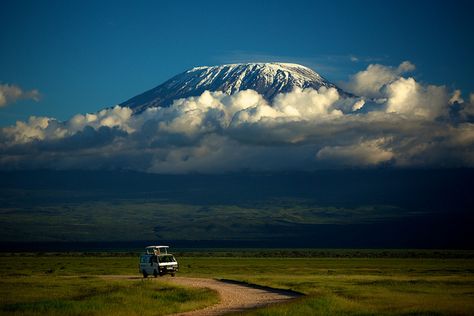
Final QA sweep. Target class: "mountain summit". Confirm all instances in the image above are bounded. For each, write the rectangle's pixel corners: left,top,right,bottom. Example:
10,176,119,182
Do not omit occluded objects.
121,63,341,113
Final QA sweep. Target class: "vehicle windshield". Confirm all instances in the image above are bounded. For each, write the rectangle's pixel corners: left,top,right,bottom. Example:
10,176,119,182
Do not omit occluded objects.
159,255,175,263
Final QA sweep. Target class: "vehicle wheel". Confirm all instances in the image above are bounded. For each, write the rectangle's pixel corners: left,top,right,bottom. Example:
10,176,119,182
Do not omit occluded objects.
171,273,176,277
153,270,158,278
142,271,148,278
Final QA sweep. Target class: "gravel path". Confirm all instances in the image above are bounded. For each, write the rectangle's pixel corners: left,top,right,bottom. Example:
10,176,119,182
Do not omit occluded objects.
102,275,301,316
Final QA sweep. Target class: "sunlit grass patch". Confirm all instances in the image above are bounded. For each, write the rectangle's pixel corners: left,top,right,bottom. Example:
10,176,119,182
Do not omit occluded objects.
0,276,218,316
234,273,474,315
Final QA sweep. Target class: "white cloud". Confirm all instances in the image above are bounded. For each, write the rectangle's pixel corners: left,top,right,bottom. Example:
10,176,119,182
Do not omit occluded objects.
385,77,449,119
1,62,474,172
0,84,40,107
230,87,344,126
352,99,365,111
3,116,56,143
273,87,343,118
68,106,133,133
3,106,133,144
341,61,415,99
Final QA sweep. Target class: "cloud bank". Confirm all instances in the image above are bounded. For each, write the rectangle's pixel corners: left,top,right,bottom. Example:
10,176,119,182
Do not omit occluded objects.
0,84,40,107
1,62,474,173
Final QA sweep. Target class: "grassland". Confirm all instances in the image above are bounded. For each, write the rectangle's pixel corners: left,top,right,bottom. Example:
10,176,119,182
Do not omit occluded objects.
0,276,217,316
0,255,218,315
183,257,474,315
0,253,473,315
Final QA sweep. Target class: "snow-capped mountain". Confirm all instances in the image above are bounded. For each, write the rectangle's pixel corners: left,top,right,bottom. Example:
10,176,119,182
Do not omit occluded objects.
121,63,344,113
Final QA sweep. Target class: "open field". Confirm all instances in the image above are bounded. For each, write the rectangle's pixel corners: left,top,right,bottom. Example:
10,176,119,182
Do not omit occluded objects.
1,253,473,315
0,276,217,316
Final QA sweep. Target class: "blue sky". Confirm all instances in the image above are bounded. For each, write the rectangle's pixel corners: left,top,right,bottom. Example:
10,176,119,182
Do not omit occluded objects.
1,0,473,126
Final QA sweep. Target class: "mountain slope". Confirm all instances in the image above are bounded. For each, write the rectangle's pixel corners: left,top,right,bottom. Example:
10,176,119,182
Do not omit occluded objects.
120,63,343,113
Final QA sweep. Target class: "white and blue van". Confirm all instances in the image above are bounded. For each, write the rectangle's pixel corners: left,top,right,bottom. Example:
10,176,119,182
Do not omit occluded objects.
139,245,179,278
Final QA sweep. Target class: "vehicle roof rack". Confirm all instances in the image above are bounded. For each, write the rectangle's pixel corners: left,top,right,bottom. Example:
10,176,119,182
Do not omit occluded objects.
145,245,170,255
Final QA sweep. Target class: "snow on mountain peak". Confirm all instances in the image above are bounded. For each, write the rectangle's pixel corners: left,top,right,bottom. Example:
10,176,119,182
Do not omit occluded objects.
120,62,342,113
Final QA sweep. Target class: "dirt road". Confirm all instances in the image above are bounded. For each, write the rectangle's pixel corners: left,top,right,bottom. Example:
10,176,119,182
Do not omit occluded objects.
103,276,301,316
168,277,301,316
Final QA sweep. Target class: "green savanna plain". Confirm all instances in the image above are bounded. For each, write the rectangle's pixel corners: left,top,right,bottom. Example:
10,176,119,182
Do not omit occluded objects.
0,252,473,315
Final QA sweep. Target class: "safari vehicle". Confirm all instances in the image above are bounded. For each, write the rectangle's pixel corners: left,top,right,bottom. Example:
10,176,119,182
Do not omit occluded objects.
139,245,179,278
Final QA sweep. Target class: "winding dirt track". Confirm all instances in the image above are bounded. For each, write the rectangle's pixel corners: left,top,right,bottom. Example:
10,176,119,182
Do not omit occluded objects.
103,276,302,316
168,277,301,316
